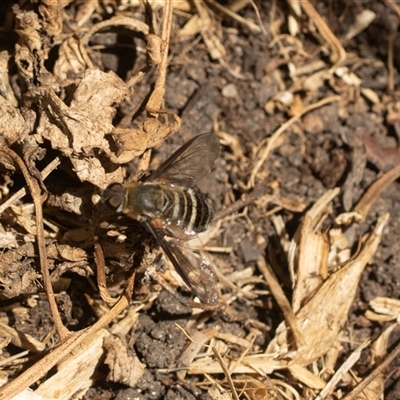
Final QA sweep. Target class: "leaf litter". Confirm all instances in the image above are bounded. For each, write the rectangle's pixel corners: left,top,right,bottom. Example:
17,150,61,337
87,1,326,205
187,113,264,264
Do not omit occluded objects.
0,1,399,399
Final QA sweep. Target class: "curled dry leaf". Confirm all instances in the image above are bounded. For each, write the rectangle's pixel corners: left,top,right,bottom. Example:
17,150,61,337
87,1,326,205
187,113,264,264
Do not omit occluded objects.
103,335,145,387
53,36,87,82
32,69,128,187
0,242,41,299
13,7,57,87
0,51,18,107
110,112,181,164
0,95,31,146
34,69,126,155
266,212,389,368
366,297,400,322
46,183,94,215
289,188,340,312
189,198,389,379
49,244,87,263
37,0,63,37
0,229,18,249
25,65,180,188
0,243,90,299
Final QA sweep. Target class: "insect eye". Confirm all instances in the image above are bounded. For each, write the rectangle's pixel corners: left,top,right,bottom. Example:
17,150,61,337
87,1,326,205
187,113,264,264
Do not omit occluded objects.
101,183,126,213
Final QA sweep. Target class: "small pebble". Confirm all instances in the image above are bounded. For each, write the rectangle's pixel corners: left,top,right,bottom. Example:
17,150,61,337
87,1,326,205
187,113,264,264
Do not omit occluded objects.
222,83,238,98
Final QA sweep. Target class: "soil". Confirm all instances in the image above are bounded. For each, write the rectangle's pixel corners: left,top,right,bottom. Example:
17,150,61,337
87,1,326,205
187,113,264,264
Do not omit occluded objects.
0,1,400,399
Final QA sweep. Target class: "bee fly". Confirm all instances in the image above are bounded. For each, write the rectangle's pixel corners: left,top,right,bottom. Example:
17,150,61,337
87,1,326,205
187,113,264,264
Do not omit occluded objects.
101,133,220,305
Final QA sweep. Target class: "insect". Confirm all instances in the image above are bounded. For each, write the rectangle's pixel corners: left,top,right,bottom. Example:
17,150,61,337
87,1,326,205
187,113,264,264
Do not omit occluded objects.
101,133,220,305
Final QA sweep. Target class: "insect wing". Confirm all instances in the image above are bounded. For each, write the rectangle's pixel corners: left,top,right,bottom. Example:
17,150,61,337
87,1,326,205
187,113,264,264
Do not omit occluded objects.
162,238,219,305
144,221,219,305
147,133,219,187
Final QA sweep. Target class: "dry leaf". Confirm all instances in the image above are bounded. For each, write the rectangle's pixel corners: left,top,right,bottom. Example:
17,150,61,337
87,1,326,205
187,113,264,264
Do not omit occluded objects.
366,297,400,322
0,95,31,146
103,335,145,387
266,213,389,368
35,307,142,398
32,69,128,187
290,188,339,312
54,36,87,82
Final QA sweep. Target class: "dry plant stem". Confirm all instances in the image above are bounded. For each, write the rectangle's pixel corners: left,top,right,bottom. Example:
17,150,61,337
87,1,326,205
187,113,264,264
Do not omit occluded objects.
212,347,240,400
0,148,69,340
127,70,146,91
0,272,136,400
314,339,371,400
354,162,400,220
298,0,346,69
257,256,304,348
81,16,149,47
249,0,268,35
206,0,262,34
193,0,226,63
80,16,149,70
94,241,118,305
340,340,400,400
0,323,46,353
0,156,60,215
229,0,252,12
229,334,257,376
0,350,30,368
146,0,173,112
214,189,272,221
384,0,400,19
248,95,341,188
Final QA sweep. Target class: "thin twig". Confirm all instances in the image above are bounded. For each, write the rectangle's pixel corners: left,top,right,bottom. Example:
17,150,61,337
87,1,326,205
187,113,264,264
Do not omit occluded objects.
354,162,400,220
248,95,341,188
0,149,68,340
257,256,304,349
206,0,262,34
94,240,118,306
212,347,240,400
0,271,136,400
340,339,400,400
146,0,173,112
0,156,60,215
214,189,272,221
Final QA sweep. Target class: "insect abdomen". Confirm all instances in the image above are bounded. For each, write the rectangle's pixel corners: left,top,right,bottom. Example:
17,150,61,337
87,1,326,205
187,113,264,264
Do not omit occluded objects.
169,188,213,233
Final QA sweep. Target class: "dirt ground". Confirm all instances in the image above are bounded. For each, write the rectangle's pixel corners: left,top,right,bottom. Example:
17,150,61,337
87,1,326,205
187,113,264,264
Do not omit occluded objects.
0,1,400,399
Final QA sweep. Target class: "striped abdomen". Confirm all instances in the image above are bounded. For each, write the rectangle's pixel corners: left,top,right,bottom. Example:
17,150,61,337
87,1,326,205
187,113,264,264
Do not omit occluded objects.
163,187,213,233
125,182,213,234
